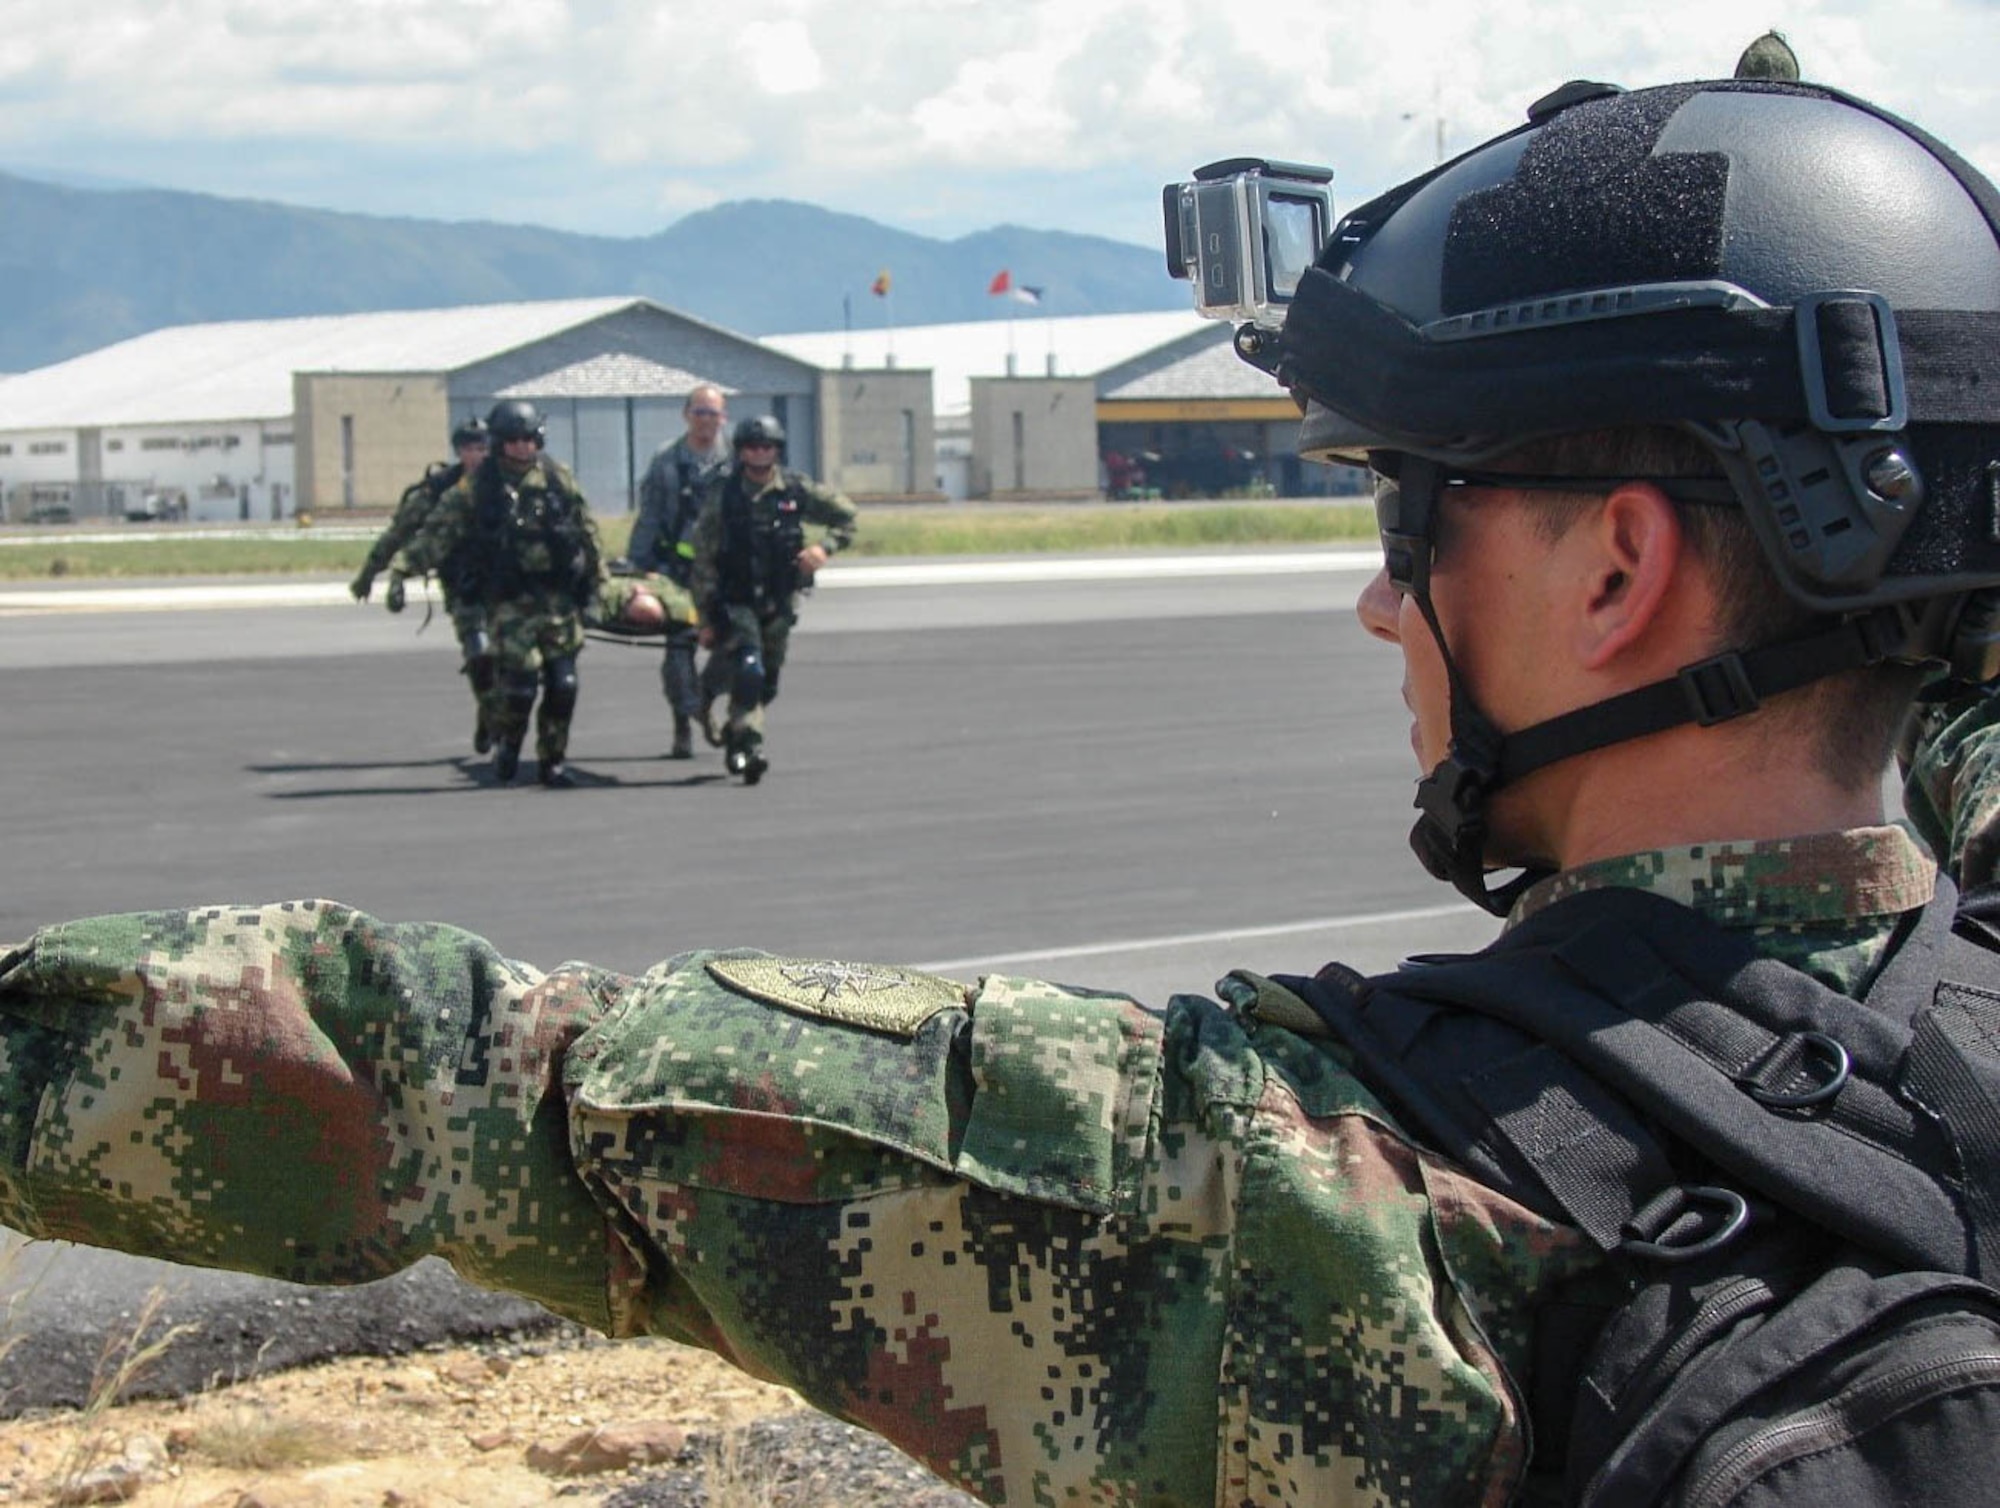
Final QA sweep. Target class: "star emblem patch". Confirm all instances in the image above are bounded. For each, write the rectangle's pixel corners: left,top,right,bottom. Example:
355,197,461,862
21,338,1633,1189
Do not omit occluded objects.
706,956,968,1036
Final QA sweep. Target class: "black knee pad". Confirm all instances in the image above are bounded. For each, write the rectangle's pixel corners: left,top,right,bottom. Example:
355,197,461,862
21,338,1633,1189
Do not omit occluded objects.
543,655,580,722
730,643,766,708
503,669,539,719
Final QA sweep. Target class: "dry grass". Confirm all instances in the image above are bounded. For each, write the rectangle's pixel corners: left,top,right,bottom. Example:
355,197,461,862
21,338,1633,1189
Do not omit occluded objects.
46,1288,194,1500
705,1425,781,1508
181,1406,356,1472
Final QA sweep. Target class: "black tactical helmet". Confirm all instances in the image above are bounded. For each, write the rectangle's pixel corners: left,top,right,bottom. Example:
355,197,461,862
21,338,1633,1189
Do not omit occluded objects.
1266,78,2000,910
1286,79,2000,623
486,400,545,447
733,415,786,452
450,417,490,451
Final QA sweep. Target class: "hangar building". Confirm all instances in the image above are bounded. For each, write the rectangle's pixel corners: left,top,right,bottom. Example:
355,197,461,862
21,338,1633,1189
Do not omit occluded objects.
0,298,868,523
766,310,1340,500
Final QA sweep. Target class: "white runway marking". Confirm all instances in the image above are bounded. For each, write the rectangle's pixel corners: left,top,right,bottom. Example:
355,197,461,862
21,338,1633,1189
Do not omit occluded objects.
912,900,1481,973
0,550,1384,614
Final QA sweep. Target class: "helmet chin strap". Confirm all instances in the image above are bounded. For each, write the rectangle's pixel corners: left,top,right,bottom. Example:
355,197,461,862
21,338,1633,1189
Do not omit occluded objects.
1401,582,1925,917
1402,588,1552,916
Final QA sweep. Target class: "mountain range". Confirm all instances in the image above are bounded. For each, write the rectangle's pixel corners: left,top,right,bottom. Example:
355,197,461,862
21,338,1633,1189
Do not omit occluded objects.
0,170,1186,374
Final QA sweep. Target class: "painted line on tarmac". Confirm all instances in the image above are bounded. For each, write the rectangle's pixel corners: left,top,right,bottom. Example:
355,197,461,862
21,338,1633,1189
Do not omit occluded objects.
0,551,1383,615
912,900,1481,974
827,553,1379,587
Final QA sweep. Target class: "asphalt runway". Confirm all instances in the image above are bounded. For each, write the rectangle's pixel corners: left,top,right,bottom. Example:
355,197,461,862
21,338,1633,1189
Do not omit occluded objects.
0,552,1500,1409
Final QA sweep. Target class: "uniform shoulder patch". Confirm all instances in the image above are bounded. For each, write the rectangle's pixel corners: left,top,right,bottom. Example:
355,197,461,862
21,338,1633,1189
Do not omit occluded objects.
705,957,967,1036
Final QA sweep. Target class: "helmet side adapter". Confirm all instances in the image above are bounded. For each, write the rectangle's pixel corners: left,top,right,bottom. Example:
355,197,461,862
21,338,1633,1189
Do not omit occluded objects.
1265,80,2000,910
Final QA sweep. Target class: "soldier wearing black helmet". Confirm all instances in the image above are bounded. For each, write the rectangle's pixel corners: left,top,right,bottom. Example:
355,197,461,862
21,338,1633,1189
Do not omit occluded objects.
14,44,2000,1508
688,414,857,784
350,417,495,749
400,399,604,787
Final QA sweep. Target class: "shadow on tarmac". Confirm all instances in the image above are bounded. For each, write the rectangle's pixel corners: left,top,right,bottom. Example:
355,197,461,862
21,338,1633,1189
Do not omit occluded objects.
248,757,730,797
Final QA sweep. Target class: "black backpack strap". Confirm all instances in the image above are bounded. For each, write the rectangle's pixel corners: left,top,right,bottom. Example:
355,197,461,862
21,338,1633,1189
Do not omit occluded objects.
1910,895,2000,1279
1285,882,1998,1275
1277,959,1681,1254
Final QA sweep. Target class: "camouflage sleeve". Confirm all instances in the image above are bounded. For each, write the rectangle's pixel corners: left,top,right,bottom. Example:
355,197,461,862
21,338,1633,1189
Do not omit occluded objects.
0,901,626,1331
1902,684,2000,886
357,484,425,575
565,952,1594,1507
0,910,1590,1506
802,477,858,554
397,484,470,577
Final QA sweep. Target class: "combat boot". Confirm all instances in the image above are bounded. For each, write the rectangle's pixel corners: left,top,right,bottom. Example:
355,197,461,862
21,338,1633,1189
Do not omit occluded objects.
539,759,575,789
668,715,693,760
474,709,493,755
741,749,768,786
493,738,522,785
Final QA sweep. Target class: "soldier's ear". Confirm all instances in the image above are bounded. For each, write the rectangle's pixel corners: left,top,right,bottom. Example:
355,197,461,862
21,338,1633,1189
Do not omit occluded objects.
1575,482,1688,673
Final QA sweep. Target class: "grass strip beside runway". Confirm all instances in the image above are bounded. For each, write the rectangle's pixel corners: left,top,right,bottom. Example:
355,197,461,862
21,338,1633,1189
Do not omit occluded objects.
0,502,1377,581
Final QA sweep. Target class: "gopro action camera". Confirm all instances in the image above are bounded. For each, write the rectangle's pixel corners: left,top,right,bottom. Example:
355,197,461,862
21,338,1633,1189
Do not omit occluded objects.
1163,159,1334,329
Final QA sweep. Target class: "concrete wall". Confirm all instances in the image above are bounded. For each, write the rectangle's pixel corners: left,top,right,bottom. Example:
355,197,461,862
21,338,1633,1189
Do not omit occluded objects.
816,368,940,499
968,377,1100,500
294,372,451,515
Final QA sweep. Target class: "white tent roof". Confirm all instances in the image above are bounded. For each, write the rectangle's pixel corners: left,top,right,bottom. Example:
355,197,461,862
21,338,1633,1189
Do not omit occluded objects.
0,297,646,429
765,309,1211,419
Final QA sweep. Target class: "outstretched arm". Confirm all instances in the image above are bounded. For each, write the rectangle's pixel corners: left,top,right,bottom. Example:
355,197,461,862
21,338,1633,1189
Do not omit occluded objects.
0,901,626,1331
0,904,1572,1506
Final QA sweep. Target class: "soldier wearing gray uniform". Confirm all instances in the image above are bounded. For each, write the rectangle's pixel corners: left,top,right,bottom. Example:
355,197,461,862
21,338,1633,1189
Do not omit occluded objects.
7,58,2000,1508
630,385,730,758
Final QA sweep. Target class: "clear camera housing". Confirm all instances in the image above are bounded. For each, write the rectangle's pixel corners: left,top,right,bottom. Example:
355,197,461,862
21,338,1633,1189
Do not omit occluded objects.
1163,159,1334,328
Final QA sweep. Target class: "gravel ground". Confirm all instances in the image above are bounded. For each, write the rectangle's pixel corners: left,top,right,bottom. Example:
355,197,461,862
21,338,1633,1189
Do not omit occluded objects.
0,1259,984,1508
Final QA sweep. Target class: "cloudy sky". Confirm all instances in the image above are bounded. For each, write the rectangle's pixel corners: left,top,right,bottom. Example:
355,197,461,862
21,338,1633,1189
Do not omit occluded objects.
3,0,1996,250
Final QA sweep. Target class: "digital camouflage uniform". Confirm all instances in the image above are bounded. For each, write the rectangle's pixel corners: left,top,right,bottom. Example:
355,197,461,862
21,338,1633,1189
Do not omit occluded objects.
3,690,1993,1506
360,465,462,598
689,464,858,762
402,454,603,773
587,569,700,639
360,463,490,728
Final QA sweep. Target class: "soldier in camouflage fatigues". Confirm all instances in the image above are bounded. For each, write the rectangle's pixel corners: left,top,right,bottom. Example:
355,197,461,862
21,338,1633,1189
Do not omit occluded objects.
351,418,495,751
689,415,857,785
401,400,604,788
7,63,2000,1508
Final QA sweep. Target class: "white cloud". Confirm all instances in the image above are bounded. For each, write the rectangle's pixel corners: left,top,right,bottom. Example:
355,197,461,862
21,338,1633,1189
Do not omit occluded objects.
0,0,1993,243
